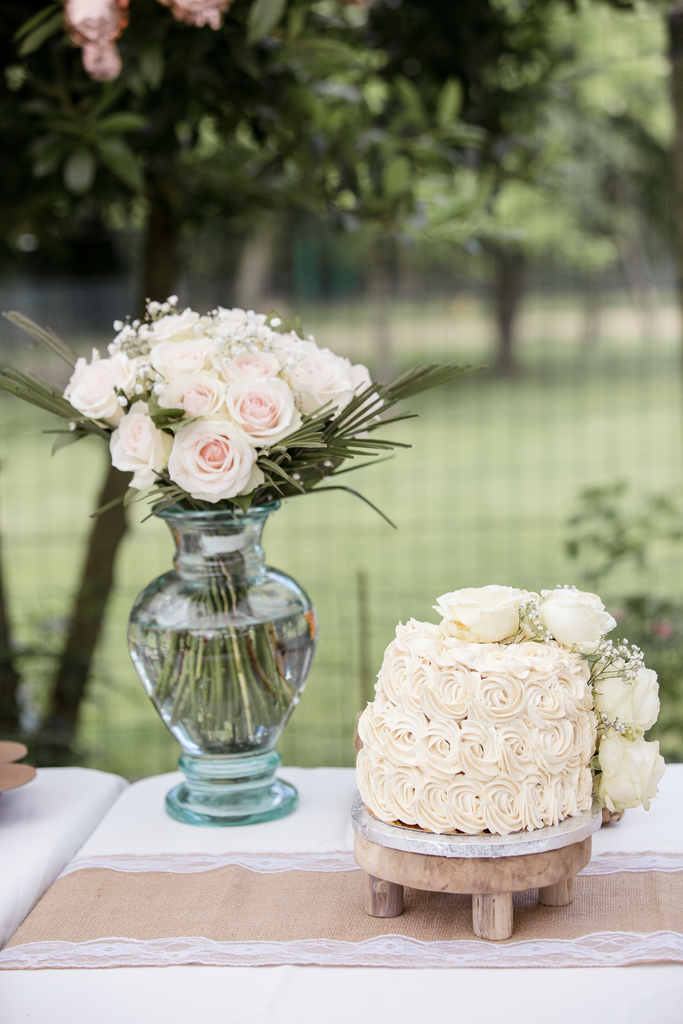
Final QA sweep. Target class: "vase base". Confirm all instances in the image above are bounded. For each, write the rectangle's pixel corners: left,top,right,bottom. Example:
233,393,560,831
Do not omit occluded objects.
165,778,298,826
164,750,298,827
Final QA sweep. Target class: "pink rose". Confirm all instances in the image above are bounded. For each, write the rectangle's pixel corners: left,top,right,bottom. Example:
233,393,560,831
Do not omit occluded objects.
158,373,227,416
64,351,134,425
219,350,281,382
168,419,263,502
109,401,172,488
150,338,212,381
226,378,301,445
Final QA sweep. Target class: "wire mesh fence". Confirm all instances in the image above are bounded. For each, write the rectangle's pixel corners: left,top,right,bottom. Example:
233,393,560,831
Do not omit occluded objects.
1,275,682,778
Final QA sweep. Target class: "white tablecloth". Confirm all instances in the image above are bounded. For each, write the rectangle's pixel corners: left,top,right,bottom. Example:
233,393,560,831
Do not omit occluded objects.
0,767,127,947
1,765,682,1024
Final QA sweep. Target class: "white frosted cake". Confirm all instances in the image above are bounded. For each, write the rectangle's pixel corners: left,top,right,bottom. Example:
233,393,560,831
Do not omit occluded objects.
356,608,597,836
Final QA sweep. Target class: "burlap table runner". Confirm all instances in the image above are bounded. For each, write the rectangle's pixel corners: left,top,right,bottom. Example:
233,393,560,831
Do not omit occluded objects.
1,853,682,969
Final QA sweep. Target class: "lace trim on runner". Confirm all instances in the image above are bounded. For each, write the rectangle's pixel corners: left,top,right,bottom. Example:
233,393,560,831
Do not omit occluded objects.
58,851,359,877
58,850,683,878
1,931,681,970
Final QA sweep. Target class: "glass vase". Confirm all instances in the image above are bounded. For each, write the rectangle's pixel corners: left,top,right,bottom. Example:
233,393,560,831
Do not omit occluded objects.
128,502,317,826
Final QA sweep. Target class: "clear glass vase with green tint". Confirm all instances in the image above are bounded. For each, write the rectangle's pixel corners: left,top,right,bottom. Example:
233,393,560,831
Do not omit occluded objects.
128,502,317,826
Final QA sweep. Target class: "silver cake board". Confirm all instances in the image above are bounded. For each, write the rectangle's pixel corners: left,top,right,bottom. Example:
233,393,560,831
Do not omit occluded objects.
351,798,602,941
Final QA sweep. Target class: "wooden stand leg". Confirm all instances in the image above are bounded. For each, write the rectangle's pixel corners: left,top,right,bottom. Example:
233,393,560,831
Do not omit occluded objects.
472,892,513,941
365,873,404,918
538,877,574,907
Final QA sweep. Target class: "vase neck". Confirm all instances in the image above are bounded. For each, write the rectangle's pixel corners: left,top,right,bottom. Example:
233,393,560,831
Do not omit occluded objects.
161,508,276,584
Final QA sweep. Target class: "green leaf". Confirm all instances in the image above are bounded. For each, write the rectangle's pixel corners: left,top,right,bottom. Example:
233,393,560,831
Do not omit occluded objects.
2,311,78,367
96,113,148,134
437,79,462,127
63,147,96,194
305,485,396,528
14,4,59,42
247,0,287,43
50,429,87,454
95,138,144,192
17,10,63,56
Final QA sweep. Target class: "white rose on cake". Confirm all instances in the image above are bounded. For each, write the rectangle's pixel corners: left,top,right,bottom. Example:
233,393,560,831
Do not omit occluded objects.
168,418,263,502
538,588,616,652
109,401,173,488
64,350,135,425
594,733,665,812
594,668,660,735
434,585,528,643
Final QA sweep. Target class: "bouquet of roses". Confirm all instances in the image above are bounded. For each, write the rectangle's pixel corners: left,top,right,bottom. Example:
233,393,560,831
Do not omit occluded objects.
1,299,472,521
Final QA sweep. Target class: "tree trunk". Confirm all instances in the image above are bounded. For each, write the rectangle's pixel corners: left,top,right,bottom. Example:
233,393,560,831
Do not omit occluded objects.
235,221,276,311
0,527,21,736
491,246,526,375
668,5,683,373
38,181,181,764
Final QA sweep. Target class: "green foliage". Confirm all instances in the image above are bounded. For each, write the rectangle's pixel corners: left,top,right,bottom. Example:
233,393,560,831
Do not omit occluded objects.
566,481,683,586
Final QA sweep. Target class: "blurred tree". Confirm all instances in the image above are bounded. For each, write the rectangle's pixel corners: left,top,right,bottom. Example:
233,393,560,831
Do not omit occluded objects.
367,0,672,372
0,0,485,760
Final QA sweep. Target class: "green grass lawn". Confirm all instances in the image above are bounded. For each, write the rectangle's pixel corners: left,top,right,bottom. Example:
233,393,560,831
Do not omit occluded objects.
1,300,682,777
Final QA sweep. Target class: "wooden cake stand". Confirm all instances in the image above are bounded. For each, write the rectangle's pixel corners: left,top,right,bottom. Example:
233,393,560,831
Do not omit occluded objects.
351,798,602,941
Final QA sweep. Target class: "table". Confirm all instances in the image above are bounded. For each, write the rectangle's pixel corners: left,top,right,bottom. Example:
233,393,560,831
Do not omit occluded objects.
1,765,682,1024
0,767,127,947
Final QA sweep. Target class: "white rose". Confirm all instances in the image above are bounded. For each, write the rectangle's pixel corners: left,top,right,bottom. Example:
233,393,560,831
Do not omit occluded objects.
64,351,135,425
226,377,301,445
282,341,355,414
158,373,227,417
433,585,528,643
594,668,660,734
538,588,616,651
524,678,566,727
594,733,666,812
219,350,281,382
109,401,173,488
168,419,263,502
150,338,212,381
146,308,202,343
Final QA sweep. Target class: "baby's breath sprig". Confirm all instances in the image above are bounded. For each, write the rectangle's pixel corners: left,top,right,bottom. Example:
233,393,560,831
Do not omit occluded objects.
588,637,644,688
510,596,553,644
596,711,637,742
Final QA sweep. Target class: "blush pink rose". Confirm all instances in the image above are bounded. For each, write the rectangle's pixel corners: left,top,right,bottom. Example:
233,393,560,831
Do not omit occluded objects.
168,419,263,501
158,373,227,416
64,350,134,425
109,401,172,488
226,378,301,445
219,350,281,382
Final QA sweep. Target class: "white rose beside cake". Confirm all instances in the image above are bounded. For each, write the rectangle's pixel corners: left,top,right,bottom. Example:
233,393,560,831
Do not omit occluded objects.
356,585,665,836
